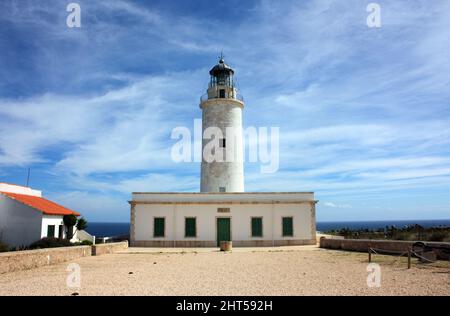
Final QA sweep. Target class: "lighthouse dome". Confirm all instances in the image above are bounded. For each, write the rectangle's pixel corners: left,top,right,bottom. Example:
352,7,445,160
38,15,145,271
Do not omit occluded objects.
209,58,234,76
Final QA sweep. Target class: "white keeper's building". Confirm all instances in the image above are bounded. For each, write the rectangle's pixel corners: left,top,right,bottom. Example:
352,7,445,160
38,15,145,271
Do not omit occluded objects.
129,58,317,247
0,182,82,248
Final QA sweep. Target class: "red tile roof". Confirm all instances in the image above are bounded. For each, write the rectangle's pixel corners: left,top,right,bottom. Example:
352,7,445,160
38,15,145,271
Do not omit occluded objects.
0,192,80,216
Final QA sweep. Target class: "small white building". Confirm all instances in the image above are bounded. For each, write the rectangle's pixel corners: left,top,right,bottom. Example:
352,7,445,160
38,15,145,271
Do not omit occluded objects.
129,58,317,247
0,183,81,249
130,192,316,247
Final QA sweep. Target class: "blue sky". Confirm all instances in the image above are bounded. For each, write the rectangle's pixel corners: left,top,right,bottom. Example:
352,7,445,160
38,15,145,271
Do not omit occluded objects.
1,0,449,222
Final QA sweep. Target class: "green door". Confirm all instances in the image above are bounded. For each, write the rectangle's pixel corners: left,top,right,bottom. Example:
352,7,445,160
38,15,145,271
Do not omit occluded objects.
217,218,231,246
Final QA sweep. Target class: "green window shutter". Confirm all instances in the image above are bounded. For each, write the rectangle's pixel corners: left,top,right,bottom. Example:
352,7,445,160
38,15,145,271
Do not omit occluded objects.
251,218,263,237
282,217,293,237
154,218,165,237
47,225,55,238
185,218,196,237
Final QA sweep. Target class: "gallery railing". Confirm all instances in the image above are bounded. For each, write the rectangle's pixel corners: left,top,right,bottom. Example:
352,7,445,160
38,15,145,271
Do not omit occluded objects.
200,93,244,103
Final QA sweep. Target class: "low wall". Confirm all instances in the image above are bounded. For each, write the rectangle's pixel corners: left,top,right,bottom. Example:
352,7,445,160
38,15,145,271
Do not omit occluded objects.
0,242,129,274
0,246,91,274
91,241,128,256
316,234,344,243
319,238,449,260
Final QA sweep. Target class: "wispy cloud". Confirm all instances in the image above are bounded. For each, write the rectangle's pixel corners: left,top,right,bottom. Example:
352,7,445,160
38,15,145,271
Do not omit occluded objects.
323,202,352,209
1,0,450,221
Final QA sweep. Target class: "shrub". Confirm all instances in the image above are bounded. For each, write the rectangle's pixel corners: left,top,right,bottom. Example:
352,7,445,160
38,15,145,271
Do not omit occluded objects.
29,237,73,249
73,240,93,246
392,232,409,241
428,231,448,242
325,225,450,242
0,241,9,252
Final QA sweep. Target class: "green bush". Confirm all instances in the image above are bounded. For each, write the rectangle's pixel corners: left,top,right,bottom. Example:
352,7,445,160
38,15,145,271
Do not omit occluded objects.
29,237,73,249
392,232,409,240
325,225,450,242
73,240,93,246
0,241,9,252
428,231,448,242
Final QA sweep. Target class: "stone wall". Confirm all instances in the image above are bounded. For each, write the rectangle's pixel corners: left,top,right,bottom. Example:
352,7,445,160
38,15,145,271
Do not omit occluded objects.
316,233,344,243
91,241,128,256
319,238,449,260
0,246,91,274
0,242,129,274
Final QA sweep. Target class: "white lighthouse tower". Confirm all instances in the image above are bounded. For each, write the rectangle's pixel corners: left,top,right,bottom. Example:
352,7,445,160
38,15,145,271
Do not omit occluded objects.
200,57,244,192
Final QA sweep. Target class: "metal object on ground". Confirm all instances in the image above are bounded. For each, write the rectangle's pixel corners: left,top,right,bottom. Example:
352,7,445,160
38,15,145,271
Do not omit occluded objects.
419,251,437,263
412,241,440,263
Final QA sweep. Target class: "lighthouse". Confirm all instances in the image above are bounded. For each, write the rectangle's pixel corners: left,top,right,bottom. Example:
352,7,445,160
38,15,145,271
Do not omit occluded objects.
129,56,317,248
200,57,245,193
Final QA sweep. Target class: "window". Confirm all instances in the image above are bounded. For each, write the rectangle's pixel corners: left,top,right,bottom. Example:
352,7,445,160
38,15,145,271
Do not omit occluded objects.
219,89,225,98
219,187,226,192
251,217,263,237
219,138,226,148
47,225,55,238
185,218,196,237
154,217,165,237
282,217,294,237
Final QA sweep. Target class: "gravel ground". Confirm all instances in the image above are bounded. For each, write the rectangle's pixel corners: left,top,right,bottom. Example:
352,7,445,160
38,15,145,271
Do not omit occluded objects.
0,247,448,296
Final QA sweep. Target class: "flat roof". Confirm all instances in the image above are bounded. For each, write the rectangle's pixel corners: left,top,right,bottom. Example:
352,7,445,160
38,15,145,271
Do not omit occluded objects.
0,182,42,197
132,192,314,194
131,192,316,204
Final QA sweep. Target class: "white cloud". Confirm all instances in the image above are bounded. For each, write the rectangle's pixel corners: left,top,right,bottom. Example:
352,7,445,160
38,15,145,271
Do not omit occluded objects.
323,202,352,209
0,71,204,174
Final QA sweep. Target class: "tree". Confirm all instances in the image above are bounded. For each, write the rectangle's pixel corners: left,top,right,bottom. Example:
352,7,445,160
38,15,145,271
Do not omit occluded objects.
63,214,78,240
63,215,88,240
76,217,88,231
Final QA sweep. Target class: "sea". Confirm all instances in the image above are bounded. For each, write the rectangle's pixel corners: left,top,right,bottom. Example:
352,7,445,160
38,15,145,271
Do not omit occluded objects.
85,219,450,237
